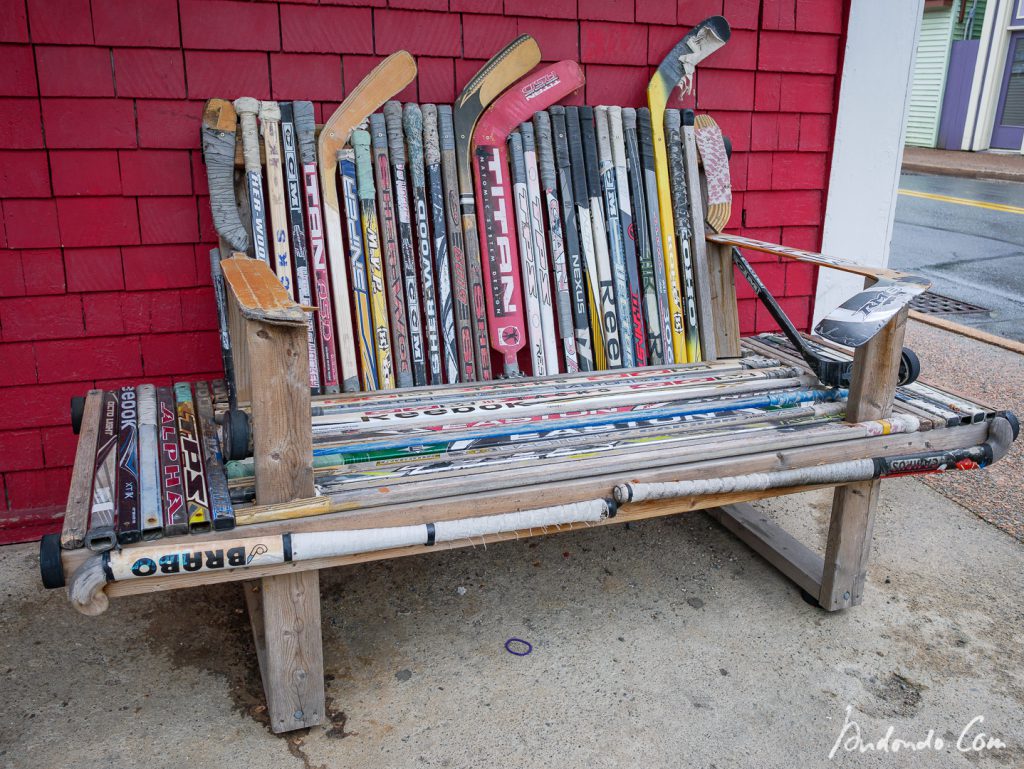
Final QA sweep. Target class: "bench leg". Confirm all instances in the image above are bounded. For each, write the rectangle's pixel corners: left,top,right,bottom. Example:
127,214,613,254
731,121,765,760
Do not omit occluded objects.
818,306,908,611
245,571,325,733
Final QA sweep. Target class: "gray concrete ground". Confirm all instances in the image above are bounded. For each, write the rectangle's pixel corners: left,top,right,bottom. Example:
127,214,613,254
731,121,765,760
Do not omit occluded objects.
2,477,1022,767
891,172,1024,342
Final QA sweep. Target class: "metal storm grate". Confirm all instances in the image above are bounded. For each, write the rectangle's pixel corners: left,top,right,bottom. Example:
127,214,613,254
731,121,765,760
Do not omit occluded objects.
910,291,989,316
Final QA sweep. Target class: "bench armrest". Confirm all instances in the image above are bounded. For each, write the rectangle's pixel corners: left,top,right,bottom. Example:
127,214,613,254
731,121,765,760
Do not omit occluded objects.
707,232,931,348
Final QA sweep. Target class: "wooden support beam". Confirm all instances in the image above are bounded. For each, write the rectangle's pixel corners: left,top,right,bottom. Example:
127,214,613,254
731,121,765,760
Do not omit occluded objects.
708,503,823,598
819,306,908,611
224,256,324,734
61,390,103,549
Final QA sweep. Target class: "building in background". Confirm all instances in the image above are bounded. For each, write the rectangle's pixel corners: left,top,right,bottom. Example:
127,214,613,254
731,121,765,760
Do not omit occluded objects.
906,0,988,149
962,0,1024,150
907,0,1024,151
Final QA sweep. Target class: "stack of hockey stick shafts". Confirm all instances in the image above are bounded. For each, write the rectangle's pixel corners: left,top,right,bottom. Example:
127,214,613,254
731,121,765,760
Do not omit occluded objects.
202,18,734,399
74,380,236,553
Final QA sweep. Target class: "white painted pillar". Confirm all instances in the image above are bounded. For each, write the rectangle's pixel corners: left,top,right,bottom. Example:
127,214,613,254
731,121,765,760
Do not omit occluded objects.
814,0,924,327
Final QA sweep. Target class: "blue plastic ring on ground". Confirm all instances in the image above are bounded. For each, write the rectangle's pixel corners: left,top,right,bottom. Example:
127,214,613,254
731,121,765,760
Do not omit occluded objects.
504,638,532,656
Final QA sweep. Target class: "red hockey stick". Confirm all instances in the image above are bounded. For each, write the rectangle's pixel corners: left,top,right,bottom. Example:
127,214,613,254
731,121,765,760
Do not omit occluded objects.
472,61,585,376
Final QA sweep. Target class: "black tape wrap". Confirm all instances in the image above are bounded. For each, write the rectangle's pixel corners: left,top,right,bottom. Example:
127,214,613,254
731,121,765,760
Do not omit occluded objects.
580,107,601,199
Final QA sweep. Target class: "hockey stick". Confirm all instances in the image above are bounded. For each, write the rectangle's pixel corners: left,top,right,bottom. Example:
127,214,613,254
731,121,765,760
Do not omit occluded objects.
293,101,341,394
208,249,238,406
454,35,542,380
665,109,700,360
550,107,594,371
156,386,187,537
115,386,141,545
196,381,235,531
637,108,674,362
232,98,271,266
258,101,293,293
648,16,731,362
521,121,561,373
137,384,162,540
566,107,605,369
201,99,249,253
279,102,322,394
582,107,621,368
384,101,428,386
622,108,662,365
437,105,476,382
338,144,378,390
84,391,119,552
695,116,921,386
609,107,647,367
472,61,586,376
684,111,717,358
351,129,396,390
404,103,444,384
223,402,845,476
66,500,612,615
175,382,211,534
615,414,1018,504
370,113,414,388
596,106,634,368
533,111,579,372
319,53,417,392
423,104,460,384
507,130,547,374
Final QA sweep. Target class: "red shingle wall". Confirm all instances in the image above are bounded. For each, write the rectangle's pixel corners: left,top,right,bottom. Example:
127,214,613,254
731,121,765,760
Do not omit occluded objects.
0,0,845,523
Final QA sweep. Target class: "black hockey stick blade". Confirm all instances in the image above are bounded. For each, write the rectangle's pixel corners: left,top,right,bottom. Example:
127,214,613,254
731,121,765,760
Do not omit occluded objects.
813,277,930,348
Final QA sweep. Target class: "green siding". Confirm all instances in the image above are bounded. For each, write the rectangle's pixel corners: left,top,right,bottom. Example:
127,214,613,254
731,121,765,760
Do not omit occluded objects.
954,0,987,40
907,5,956,147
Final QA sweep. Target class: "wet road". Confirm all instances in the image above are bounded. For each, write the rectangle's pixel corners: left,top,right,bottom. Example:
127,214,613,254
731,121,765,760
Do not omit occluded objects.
890,172,1024,342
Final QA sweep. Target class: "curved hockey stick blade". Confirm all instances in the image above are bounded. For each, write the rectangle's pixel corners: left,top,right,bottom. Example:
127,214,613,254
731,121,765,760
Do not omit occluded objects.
319,51,417,162
651,15,730,100
202,99,250,253
693,113,731,233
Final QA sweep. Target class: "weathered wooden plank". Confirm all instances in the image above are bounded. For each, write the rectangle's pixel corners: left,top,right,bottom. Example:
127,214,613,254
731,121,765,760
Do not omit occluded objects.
820,307,908,611
707,503,823,597
61,390,103,550
240,278,323,734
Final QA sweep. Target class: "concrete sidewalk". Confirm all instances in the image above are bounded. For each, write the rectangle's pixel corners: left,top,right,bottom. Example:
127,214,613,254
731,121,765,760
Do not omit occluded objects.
902,146,1024,182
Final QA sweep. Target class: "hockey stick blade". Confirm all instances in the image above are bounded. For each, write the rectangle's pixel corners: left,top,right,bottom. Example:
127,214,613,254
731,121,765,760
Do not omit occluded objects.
202,99,250,253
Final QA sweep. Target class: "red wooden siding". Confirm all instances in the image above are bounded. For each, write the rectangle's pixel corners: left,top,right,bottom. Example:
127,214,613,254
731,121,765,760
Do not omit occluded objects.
0,0,845,534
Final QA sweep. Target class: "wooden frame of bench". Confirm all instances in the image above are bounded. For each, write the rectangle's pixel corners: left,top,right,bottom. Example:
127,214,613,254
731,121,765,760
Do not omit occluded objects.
54,232,991,733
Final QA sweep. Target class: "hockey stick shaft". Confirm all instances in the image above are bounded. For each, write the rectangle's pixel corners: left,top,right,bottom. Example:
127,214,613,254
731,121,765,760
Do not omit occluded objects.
533,110,579,372
85,391,119,551
423,104,460,385
623,108,662,365
508,130,545,374
638,108,674,362
156,386,187,537
258,101,294,295
351,129,396,391
566,107,606,369
385,101,428,386
583,106,622,367
294,101,341,393
665,109,701,361
195,381,235,530
279,102,322,393
115,385,141,544
437,105,477,383
175,382,211,534
609,106,648,366
370,113,414,388
233,98,271,266
596,106,635,367
338,147,379,390
551,107,593,371
136,384,162,539
404,103,444,385
208,249,239,404
522,121,561,373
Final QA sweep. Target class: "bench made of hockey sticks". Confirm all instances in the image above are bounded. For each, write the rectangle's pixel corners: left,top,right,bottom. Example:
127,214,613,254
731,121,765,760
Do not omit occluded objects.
41,18,1019,735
